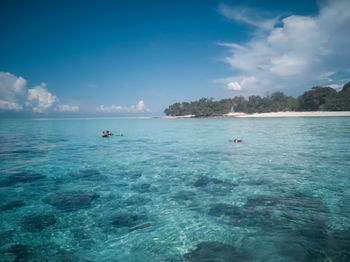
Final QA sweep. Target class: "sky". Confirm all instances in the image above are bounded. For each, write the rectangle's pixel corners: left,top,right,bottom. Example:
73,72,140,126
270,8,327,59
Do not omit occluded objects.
1,0,349,117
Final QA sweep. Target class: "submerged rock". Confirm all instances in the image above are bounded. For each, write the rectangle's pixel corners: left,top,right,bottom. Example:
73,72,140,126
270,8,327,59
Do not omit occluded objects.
21,214,56,232
0,179,14,187
70,169,106,181
208,202,279,228
43,190,99,211
124,171,142,179
239,195,287,228
110,211,147,228
0,172,45,187
208,203,241,217
298,217,328,241
283,192,327,212
112,182,129,188
194,176,211,187
327,230,350,261
194,176,235,188
3,244,29,261
125,195,150,206
276,217,330,262
0,230,16,247
1,200,25,211
244,195,280,208
129,222,152,232
173,190,196,201
132,183,154,193
165,258,183,262
139,183,151,192
71,228,91,240
9,172,45,183
241,207,278,228
183,241,250,262
28,241,79,261
243,177,271,186
10,150,34,154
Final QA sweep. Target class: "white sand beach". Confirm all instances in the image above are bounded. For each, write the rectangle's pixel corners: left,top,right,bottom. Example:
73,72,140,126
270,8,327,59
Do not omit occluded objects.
153,115,195,119
155,111,350,118
234,111,350,118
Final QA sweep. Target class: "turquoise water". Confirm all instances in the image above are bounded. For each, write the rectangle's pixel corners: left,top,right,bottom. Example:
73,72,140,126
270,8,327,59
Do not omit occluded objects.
0,117,350,261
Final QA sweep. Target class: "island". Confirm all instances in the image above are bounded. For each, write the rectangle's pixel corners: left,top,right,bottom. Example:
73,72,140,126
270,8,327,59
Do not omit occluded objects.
156,82,350,118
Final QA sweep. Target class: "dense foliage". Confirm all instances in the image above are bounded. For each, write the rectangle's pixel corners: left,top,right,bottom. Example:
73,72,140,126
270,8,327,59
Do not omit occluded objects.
164,82,350,116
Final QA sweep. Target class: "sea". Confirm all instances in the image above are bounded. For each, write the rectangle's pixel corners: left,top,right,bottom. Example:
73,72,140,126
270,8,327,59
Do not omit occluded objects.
0,117,349,262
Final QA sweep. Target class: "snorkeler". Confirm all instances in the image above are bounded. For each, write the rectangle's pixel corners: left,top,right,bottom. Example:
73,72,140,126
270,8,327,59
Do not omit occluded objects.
102,131,114,137
106,131,114,136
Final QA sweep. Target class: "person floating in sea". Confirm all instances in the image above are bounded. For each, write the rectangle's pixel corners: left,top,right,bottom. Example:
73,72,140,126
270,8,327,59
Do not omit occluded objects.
102,131,114,137
231,138,242,143
101,130,123,137
106,130,114,136
101,131,108,137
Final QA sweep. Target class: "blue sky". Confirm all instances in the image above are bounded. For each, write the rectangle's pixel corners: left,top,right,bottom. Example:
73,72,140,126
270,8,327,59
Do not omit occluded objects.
1,0,349,116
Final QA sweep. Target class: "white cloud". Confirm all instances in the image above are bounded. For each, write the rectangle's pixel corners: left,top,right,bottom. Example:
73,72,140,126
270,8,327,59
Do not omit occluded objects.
270,54,307,77
329,84,343,89
218,76,268,94
96,105,123,113
0,72,79,113
0,72,28,109
227,82,241,90
55,104,79,112
96,100,150,113
132,100,148,112
218,4,279,31
26,83,57,113
218,0,350,95
0,99,23,111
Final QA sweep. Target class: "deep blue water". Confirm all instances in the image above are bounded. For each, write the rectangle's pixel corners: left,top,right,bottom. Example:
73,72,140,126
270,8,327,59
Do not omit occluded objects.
0,117,350,262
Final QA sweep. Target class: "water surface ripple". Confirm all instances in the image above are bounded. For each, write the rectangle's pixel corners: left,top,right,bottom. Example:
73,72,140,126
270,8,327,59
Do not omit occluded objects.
0,117,349,261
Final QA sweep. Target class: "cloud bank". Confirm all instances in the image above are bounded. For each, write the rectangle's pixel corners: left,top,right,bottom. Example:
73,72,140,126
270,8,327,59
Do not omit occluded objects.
217,0,350,95
96,100,150,113
56,104,79,112
0,72,79,113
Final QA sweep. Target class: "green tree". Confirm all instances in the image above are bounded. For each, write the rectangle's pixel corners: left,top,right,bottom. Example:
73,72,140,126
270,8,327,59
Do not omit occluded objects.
298,86,337,111
163,82,350,116
232,96,247,112
336,82,350,110
270,92,298,111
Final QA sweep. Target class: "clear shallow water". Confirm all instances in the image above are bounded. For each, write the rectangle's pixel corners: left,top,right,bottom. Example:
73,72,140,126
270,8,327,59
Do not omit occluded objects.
0,117,349,261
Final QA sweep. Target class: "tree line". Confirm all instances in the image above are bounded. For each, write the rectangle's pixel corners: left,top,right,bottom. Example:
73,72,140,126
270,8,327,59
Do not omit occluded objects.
164,82,350,116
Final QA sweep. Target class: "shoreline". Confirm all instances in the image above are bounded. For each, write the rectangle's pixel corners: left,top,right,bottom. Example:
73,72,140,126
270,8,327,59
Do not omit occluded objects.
154,111,350,119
